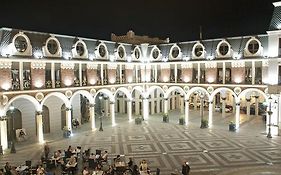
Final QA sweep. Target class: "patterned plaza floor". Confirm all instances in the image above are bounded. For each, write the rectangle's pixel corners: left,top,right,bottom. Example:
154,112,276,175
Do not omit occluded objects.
1,110,281,175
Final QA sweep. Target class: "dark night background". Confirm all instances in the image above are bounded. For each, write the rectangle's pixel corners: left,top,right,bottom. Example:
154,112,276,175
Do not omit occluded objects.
0,0,277,42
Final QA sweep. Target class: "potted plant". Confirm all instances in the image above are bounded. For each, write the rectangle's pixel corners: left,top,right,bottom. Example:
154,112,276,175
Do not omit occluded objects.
135,117,142,125
229,121,236,131
163,113,169,123
179,117,185,125
200,119,208,128
63,126,71,138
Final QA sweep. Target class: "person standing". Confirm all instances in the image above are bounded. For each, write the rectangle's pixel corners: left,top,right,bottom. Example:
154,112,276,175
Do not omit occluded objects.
182,161,190,175
44,143,50,159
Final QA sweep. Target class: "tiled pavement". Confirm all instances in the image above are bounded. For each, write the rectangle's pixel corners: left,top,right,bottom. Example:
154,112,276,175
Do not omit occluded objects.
1,110,281,175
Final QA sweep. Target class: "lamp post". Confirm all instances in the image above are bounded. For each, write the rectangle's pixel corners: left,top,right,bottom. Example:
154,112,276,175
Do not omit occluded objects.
9,105,16,153
99,96,104,131
267,96,272,138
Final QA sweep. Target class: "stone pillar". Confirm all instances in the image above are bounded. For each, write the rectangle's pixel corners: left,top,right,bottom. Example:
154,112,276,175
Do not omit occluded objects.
89,104,96,130
246,98,251,116
110,101,116,126
164,98,168,114
104,97,109,117
200,96,204,121
185,100,189,125
142,98,149,120
180,96,184,114
36,111,44,143
208,102,213,126
135,91,140,115
0,118,8,150
19,62,24,90
221,97,226,118
51,62,55,88
156,91,161,113
168,98,171,111
235,103,240,129
151,98,155,115
127,100,132,122
171,93,176,110
65,108,72,132
255,96,259,116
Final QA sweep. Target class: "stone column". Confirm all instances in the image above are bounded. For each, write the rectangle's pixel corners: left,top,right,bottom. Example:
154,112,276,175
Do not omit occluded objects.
142,98,149,120
180,96,184,114
171,93,176,110
246,98,251,116
110,101,116,126
208,101,213,126
194,95,198,110
151,93,155,115
164,98,168,114
65,108,72,132
36,111,44,143
135,91,140,115
221,97,226,118
127,100,132,122
0,118,8,150
89,104,96,130
235,103,240,129
200,96,204,121
51,62,55,88
156,91,161,113
255,96,259,116
19,62,24,90
104,97,109,117
185,100,189,125
168,98,171,111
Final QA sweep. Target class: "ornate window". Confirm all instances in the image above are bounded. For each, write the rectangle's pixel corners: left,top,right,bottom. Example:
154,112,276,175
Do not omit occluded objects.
152,48,160,59
99,45,106,58
14,36,27,52
219,43,229,56
195,45,203,57
172,47,179,58
76,42,85,56
118,47,125,58
247,40,259,54
47,39,58,55
132,46,141,60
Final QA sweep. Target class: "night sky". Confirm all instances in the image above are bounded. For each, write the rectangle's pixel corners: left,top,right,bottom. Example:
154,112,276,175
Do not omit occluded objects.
0,0,277,42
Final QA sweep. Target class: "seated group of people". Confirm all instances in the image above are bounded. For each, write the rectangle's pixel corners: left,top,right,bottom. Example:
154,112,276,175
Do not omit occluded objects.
3,161,47,175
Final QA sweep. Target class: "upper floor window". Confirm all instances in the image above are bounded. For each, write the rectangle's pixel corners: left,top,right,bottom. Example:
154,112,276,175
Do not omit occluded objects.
76,42,85,56
47,39,58,55
99,45,106,58
152,48,159,59
247,40,259,54
171,47,179,58
14,36,27,52
219,43,229,56
195,45,203,57
118,46,125,58
135,48,140,59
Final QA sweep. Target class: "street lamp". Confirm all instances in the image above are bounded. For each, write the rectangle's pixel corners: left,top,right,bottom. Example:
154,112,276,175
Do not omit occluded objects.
9,105,16,153
267,96,273,138
99,96,104,131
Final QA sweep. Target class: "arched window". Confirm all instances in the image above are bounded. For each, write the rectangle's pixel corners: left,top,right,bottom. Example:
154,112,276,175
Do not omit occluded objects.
152,49,159,59
99,45,106,58
135,48,140,59
47,39,58,55
195,45,203,57
219,43,229,56
118,46,125,58
247,40,259,54
14,36,27,52
171,47,179,58
76,42,85,56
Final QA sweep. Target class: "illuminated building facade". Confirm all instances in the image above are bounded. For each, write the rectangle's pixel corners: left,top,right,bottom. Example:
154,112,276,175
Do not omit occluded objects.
0,1,281,151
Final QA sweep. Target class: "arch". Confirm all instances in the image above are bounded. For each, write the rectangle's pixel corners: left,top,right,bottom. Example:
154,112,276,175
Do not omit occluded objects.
93,88,114,102
186,87,209,100
165,86,186,99
4,95,40,113
41,92,70,108
238,88,267,101
114,87,132,100
210,87,238,103
70,90,94,104
147,86,165,97
131,86,145,98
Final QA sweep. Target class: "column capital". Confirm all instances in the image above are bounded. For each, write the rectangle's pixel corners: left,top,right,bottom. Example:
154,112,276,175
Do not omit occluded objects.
185,99,189,102
209,101,213,104
254,96,259,99
180,95,184,98
236,103,240,106
65,107,72,111
221,97,226,101
89,103,95,108
0,116,7,121
36,111,42,115
110,101,115,105
127,99,132,103
164,98,168,101
246,98,251,102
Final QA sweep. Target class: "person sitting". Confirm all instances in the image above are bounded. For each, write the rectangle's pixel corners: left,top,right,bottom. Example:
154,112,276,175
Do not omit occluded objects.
36,165,45,175
95,164,102,171
128,157,134,168
139,160,149,173
82,167,89,175
89,153,95,160
4,162,11,175
68,155,76,166
72,119,80,128
132,165,140,175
